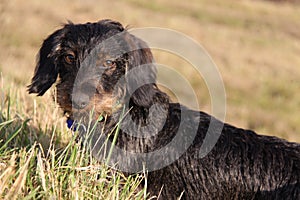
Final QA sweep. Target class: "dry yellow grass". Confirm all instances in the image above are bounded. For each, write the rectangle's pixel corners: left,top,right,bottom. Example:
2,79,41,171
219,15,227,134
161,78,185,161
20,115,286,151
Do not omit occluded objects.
0,0,299,198
0,0,299,142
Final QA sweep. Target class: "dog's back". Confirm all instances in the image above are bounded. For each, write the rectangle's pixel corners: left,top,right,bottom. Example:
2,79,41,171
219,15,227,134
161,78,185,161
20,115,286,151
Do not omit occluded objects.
146,104,300,199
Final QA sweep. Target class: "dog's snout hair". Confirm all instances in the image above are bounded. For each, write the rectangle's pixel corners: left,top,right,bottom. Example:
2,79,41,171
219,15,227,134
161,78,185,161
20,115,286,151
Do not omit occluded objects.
28,19,300,199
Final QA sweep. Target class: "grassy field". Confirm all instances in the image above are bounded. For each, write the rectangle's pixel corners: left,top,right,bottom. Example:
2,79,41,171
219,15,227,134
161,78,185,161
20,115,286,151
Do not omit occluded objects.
0,0,299,199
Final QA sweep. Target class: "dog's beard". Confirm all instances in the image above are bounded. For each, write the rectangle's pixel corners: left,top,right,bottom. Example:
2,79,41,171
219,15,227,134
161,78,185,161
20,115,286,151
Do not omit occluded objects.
70,101,171,172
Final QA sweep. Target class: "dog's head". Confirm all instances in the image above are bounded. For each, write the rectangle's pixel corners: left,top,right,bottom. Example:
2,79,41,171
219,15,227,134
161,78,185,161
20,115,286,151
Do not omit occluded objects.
28,19,163,119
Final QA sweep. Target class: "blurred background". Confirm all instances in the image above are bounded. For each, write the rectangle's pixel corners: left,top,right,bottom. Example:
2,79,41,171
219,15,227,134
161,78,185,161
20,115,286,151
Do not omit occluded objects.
0,0,299,141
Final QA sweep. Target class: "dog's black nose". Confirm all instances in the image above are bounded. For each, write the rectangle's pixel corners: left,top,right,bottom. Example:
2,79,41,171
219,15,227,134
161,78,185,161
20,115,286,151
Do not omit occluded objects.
72,93,89,109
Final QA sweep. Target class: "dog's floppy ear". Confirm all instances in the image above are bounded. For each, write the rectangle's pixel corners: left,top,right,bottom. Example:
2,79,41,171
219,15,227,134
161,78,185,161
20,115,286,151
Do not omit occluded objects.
125,34,158,108
28,28,65,96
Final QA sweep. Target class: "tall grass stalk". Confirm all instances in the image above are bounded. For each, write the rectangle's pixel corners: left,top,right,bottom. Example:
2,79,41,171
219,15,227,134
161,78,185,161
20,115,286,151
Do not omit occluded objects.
0,81,147,199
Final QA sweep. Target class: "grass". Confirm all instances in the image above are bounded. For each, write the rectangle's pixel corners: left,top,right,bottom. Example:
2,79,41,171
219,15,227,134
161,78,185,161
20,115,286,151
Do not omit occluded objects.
0,81,147,199
0,0,300,198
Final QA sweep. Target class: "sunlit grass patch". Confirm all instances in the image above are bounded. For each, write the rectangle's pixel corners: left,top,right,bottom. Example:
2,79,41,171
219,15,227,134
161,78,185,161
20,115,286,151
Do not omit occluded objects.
0,80,147,199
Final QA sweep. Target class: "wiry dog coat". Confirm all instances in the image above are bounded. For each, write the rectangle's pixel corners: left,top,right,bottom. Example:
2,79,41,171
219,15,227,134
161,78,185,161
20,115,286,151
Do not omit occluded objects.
28,19,300,199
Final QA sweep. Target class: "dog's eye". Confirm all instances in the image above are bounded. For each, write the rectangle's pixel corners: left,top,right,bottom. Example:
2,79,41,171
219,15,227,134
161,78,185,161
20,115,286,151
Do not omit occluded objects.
104,60,115,67
64,54,75,64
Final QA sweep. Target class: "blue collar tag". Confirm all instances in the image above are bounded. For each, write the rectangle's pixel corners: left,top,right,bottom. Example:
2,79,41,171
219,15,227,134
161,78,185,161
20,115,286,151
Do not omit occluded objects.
66,118,87,133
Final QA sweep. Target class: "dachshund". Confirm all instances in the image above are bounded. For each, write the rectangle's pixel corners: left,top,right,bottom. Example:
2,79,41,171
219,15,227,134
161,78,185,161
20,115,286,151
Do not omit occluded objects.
28,19,300,199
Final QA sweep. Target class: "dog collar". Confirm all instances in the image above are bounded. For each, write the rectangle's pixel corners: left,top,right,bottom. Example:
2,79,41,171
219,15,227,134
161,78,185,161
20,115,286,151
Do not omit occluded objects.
66,118,87,133
66,114,105,132
67,118,75,129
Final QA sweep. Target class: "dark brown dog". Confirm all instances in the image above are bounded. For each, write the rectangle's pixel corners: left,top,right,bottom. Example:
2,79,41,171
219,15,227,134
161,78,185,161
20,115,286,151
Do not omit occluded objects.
28,19,300,199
